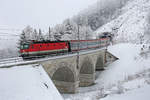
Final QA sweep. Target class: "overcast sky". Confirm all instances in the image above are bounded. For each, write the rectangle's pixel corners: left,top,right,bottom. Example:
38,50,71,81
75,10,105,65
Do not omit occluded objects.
0,0,97,30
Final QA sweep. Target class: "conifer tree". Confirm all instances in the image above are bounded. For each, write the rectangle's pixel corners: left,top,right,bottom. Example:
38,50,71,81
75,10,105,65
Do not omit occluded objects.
32,29,38,40
17,30,27,54
38,29,44,41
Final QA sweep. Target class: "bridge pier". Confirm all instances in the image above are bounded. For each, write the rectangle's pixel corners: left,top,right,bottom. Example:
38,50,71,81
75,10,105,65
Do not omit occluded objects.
96,54,105,70
79,73,95,87
53,80,79,93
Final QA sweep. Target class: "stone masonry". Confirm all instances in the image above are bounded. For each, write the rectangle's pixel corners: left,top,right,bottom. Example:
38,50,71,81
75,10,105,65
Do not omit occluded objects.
39,48,118,93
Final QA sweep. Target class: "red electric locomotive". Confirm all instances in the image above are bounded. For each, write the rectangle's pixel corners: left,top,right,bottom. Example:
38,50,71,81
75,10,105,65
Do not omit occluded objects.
20,40,70,59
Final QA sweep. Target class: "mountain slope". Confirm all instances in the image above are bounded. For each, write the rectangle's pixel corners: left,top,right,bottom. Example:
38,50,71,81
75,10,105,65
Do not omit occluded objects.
95,0,150,43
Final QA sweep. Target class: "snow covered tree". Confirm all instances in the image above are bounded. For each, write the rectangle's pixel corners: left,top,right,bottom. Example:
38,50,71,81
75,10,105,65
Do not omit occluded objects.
20,31,26,42
63,19,74,34
48,27,52,40
37,29,44,41
144,11,150,43
72,0,130,31
53,24,65,40
74,15,89,27
31,29,38,40
17,30,27,52
22,25,34,40
79,25,93,40
61,19,79,40
45,27,55,41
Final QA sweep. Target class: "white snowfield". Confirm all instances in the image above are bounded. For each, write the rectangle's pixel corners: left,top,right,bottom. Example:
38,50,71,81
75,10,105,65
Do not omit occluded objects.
64,43,150,100
0,65,63,100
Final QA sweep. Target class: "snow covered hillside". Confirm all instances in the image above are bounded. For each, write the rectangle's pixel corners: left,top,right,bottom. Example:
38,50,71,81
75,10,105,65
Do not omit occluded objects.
95,0,150,43
63,43,150,100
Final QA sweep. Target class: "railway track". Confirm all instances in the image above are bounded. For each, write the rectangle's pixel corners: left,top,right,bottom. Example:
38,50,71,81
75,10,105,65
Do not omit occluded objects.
0,47,107,68
0,57,23,65
0,52,73,68
0,52,72,66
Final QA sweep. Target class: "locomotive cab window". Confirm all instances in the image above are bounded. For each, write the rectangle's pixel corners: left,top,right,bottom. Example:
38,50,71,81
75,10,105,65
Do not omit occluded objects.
22,44,29,49
20,45,24,49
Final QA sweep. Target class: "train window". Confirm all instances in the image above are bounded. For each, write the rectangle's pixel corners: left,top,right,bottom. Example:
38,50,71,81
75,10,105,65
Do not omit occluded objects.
23,44,29,49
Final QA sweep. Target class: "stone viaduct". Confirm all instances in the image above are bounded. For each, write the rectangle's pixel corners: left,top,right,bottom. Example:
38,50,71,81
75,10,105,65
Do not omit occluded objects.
39,48,118,93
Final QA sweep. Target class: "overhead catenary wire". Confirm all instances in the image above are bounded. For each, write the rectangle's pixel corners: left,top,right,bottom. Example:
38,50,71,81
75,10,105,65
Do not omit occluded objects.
0,28,22,31
0,32,20,36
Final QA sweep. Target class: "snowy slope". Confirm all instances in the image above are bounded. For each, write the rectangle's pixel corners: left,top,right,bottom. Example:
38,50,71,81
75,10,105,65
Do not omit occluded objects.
101,85,150,100
63,43,150,100
95,0,150,43
0,65,63,100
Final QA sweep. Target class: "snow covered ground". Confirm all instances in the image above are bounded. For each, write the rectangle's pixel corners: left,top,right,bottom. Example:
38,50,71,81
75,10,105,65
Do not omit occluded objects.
101,85,150,100
63,43,150,100
0,65,63,100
